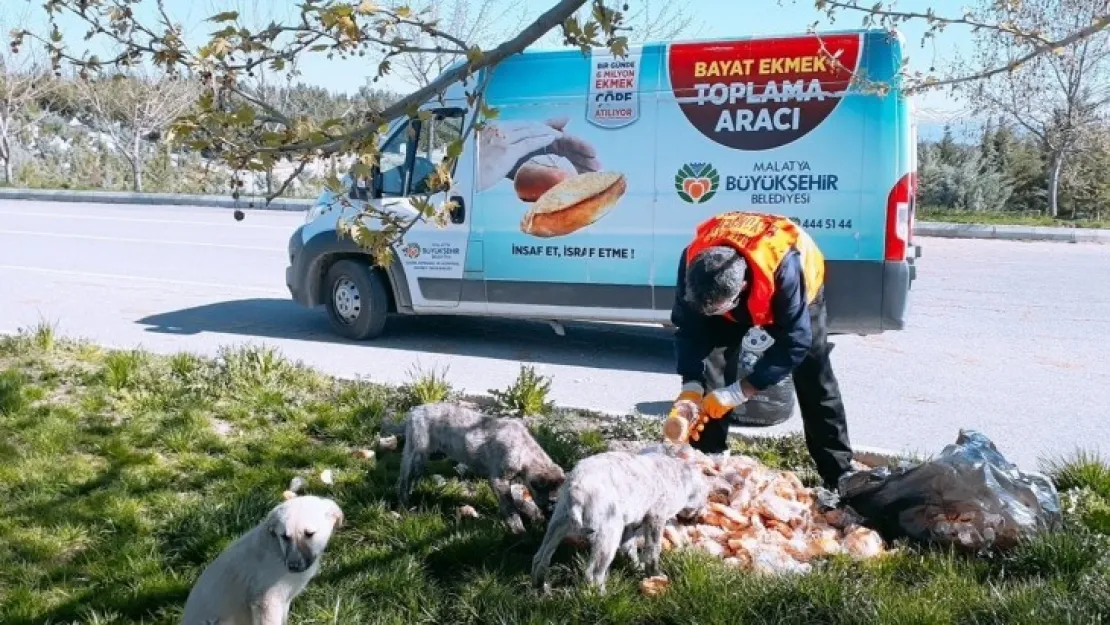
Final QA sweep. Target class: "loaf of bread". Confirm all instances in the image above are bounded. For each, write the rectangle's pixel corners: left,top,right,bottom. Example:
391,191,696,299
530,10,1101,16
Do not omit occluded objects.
520,171,627,238
514,158,572,202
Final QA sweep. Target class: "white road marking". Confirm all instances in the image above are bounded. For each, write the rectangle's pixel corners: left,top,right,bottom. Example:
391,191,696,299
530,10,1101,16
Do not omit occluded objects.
0,209,297,230
0,264,289,295
0,229,286,252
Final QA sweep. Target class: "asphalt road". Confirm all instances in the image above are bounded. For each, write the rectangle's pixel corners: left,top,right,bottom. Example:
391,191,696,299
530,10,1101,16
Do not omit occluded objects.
2,200,1108,467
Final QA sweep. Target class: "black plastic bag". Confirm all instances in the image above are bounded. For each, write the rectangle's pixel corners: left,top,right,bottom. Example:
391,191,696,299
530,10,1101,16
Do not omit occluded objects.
723,330,796,427
839,429,1062,553
729,376,796,427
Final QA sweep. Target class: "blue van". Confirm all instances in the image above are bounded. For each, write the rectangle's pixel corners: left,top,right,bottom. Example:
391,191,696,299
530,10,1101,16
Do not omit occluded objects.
286,28,920,340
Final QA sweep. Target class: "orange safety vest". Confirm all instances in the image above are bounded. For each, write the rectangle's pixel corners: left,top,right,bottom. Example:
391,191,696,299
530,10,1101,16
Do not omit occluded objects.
684,211,825,327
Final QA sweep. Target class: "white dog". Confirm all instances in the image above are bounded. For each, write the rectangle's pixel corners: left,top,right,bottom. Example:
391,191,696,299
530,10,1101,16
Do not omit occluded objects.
531,450,709,593
182,495,345,625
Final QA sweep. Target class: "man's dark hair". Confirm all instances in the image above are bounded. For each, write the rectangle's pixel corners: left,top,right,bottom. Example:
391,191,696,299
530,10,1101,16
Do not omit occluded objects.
684,246,748,315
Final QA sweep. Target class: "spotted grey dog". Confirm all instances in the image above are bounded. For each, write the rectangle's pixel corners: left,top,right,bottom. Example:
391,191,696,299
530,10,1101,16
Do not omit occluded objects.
531,449,709,593
384,402,566,534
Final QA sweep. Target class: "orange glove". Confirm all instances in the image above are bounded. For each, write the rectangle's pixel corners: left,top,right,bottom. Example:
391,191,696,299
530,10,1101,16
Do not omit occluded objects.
700,381,748,420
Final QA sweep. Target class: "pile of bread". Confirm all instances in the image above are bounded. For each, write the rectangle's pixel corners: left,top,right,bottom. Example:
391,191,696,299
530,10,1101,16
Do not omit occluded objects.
662,446,886,575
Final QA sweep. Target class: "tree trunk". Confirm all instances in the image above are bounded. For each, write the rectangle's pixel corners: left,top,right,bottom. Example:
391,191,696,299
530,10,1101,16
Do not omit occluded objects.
132,137,143,192
1048,152,1064,219
0,134,11,185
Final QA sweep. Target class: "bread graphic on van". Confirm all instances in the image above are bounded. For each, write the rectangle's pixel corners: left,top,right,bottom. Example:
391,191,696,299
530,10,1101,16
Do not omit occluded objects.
520,171,627,238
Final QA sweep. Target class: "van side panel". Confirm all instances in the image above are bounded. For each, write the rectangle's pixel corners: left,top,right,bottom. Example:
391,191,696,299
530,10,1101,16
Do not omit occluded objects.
652,31,907,333
471,47,664,309
426,29,911,332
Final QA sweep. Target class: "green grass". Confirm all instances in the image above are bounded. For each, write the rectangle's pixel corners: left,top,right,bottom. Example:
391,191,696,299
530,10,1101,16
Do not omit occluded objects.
0,331,1108,624
918,206,1110,229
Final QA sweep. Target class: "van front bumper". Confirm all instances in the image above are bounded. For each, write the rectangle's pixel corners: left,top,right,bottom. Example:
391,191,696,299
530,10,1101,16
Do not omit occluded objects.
286,226,313,306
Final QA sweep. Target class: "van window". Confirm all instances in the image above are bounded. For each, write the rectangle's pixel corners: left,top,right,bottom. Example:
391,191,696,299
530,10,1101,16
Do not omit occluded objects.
378,122,411,197
377,110,465,197
412,112,464,194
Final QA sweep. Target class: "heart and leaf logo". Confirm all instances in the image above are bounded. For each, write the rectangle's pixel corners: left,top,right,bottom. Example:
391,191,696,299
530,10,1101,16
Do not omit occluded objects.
675,162,719,204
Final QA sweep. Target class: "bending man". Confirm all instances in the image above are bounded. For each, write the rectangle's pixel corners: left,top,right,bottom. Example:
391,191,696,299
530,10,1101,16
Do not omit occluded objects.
668,211,853,489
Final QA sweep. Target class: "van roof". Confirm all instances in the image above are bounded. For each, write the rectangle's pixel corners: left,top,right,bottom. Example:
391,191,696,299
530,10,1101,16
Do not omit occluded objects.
428,27,902,102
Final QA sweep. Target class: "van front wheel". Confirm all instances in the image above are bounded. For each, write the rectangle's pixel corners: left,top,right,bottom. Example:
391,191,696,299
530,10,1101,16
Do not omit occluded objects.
323,259,389,340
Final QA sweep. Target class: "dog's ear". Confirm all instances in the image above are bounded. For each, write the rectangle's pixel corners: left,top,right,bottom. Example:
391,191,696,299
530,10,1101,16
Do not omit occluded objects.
326,500,345,529
266,511,284,538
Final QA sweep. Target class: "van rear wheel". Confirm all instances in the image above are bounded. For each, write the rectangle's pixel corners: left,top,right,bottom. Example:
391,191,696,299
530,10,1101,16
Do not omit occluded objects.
323,259,389,340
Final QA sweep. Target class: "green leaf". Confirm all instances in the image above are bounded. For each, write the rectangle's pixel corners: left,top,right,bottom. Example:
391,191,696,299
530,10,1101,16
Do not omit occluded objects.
324,173,344,193
479,102,499,120
583,21,599,43
465,46,483,66
446,139,463,160
350,162,372,179
207,11,240,23
234,107,256,125
609,36,629,58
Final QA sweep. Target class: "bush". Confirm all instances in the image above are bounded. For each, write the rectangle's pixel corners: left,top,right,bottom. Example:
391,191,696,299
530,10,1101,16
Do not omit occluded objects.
489,365,554,417
398,364,454,410
1043,450,1110,499
102,349,147,391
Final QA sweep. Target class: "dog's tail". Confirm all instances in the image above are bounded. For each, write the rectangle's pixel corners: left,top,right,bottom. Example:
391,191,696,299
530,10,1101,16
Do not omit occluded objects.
564,483,595,537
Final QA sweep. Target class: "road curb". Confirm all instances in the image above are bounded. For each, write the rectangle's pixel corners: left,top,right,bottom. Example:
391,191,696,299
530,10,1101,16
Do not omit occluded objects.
0,187,314,212
4,187,1107,244
915,221,1110,244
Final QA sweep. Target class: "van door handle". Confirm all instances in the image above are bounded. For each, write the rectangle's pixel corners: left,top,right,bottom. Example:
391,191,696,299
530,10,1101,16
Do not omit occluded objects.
449,195,465,224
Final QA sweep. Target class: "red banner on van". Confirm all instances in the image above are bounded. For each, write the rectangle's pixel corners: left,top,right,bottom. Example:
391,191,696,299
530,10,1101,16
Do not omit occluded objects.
668,33,863,151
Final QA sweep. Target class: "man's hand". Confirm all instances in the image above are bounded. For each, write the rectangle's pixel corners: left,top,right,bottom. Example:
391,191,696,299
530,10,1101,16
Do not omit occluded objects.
701,380,757,420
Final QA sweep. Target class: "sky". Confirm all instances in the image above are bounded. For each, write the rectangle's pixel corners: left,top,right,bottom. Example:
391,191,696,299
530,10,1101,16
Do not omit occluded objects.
3,0,982,134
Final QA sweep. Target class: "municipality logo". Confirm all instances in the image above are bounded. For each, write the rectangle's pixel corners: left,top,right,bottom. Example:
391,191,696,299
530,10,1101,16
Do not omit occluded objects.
402,242,421,259
675,162,719,204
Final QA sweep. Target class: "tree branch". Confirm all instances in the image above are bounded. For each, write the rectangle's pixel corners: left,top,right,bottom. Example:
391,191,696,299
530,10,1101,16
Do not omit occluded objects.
253,0,594,157
906,14,1110,94
819,0,1057,45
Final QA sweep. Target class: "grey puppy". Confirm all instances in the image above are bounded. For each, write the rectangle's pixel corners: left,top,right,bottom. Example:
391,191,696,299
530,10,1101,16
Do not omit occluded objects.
182,495,344,625
531,450,709,593
385,402,566,534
